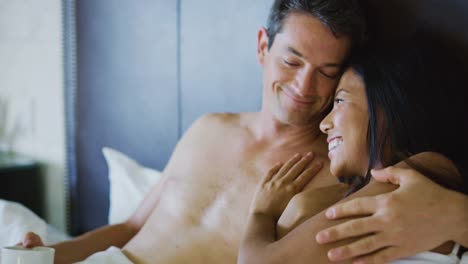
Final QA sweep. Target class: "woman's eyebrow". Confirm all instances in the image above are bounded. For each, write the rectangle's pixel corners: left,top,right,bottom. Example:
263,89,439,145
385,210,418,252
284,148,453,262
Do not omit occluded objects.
335,88,351,96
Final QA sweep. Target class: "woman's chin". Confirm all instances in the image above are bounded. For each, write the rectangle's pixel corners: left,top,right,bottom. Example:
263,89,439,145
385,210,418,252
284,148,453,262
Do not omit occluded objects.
329,163,341,179
330,163,361,183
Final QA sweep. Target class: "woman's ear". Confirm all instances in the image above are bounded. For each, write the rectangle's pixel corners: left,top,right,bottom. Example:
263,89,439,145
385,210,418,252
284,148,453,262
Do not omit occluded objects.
257,27,269,66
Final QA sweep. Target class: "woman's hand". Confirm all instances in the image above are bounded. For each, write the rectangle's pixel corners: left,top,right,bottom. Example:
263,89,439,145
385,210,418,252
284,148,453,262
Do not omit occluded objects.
250,152,323,221
277,183,349,239
240,153,324,264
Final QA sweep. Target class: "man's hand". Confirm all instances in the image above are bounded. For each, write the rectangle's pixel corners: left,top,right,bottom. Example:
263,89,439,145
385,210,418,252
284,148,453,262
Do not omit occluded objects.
19,232,46,248
315,166,465,264
250,153,322,220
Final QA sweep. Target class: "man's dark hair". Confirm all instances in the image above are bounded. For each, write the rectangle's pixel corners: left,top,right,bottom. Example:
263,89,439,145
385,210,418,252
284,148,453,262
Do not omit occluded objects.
266,0,366,49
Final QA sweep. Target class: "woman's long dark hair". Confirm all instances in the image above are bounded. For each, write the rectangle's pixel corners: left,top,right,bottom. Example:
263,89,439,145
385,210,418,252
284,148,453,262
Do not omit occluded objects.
347,36,468,194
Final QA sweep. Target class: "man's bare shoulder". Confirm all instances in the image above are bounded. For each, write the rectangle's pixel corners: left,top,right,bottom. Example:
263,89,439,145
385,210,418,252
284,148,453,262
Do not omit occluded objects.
186,112,253,138
162,113,246,178
193,112,249,128
176,112,251,150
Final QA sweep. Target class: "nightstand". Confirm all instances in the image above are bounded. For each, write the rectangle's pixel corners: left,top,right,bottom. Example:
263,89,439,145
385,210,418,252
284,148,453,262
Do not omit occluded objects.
0,152,43,218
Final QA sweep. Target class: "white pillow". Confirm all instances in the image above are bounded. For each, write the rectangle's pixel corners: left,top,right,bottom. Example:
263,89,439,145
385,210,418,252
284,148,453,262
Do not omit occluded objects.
103,147,162,225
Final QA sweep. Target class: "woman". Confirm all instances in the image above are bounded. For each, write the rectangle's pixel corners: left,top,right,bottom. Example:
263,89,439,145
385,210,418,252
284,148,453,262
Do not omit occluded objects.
239,43,467,263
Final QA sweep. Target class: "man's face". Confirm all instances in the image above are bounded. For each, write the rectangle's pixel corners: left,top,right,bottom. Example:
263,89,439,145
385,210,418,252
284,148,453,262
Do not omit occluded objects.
257,13,351,126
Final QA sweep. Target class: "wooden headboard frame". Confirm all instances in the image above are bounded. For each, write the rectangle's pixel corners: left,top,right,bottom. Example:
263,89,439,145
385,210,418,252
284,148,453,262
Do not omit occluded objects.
64,0,468,235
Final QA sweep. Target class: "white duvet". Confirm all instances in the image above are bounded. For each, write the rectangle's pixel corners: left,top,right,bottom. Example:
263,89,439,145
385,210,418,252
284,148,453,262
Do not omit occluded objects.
0,199,70,247
1,199,467,264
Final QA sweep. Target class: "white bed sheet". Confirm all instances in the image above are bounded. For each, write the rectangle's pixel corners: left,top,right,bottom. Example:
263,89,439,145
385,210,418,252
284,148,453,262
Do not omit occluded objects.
0,199,70,247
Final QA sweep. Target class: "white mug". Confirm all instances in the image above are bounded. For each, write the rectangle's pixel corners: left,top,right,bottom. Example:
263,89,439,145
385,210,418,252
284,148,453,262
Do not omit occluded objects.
1,246,55,264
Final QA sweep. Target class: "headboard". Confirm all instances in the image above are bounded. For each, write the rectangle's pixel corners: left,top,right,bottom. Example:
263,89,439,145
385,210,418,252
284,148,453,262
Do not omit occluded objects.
64,0,468,235
64,0,270,235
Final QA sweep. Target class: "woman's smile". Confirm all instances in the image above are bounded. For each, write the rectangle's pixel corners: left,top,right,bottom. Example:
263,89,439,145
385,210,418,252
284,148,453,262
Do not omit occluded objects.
327,137,343,152
320,68,370,178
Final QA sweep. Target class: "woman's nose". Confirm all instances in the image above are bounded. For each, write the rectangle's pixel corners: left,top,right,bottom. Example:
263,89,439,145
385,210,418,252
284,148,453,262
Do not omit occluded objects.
320,112,333,133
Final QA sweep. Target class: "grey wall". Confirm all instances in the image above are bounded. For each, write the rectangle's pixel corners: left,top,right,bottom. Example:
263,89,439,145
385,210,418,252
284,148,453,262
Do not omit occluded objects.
180,1,269,130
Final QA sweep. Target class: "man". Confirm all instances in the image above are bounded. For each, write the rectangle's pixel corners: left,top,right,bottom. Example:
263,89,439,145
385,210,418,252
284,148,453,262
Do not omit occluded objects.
24,1,364,262
23,1,468,263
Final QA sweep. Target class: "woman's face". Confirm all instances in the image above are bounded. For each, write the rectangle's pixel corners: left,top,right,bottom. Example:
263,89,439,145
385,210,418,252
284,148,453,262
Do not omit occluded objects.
320,68,370,179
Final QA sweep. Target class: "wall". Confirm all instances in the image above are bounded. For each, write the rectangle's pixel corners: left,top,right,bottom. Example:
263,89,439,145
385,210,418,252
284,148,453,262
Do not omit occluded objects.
0,0,66,231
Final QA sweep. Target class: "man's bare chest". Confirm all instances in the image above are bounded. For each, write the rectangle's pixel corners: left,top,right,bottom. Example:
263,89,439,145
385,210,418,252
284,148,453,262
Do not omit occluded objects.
153,158,260,234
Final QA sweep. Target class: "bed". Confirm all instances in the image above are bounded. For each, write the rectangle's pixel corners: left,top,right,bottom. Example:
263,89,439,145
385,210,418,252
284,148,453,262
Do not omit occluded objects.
0,199,70,247
62,0,468,236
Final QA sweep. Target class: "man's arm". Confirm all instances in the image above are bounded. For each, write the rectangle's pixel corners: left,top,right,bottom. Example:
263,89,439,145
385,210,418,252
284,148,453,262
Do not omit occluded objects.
240,152,465,264
64,170,171,263
454,194,468,247
266,176,399,264
316,160,468,263
22,169,171,264
23,115,213,264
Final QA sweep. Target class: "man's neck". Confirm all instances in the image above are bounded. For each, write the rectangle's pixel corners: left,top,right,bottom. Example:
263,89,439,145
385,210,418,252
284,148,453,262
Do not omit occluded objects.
249,111,323,149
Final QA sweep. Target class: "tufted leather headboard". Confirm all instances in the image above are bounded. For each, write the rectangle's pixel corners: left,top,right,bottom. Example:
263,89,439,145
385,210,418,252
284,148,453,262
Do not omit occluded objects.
64,0,468,235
